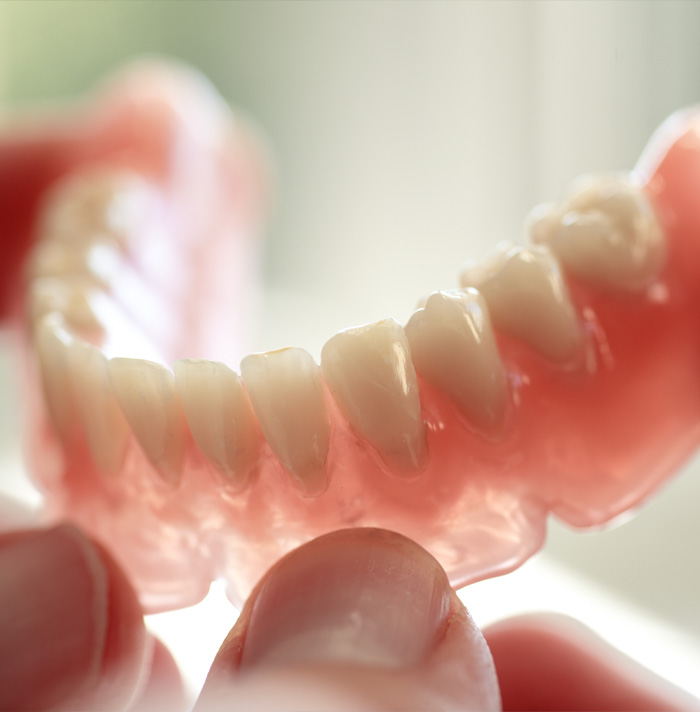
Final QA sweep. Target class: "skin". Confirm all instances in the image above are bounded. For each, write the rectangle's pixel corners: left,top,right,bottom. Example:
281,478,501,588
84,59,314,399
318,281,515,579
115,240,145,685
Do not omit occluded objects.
0,499,696,711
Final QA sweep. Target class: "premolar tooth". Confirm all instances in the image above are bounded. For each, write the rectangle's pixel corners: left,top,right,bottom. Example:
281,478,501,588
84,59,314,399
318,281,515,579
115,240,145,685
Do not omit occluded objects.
405,290,508,428
460,244,582,364
240,348,330,496
174,359,261,490
68,341,129,477
34,314,76,439
529,174,665,291
40,169,151,248
108,358,186,486
321,319,427,473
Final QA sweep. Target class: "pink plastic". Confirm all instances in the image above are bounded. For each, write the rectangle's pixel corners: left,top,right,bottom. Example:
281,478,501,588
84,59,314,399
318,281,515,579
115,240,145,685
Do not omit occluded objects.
7,65,700,612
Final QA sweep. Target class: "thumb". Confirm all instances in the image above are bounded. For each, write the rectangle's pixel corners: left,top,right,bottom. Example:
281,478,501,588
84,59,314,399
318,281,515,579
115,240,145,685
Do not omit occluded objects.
196,528,500,711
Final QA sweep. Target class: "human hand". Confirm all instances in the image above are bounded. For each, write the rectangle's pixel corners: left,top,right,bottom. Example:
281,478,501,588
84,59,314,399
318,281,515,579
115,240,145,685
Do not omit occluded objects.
0,502,694,711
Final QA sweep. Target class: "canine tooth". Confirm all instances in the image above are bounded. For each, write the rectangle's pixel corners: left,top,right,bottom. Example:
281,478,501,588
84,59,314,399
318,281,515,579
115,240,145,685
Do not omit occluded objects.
68,341,129,477
40,169,150,248
34,314,76,439
108,358,186,486
174,359,261,490
240,348,330,496
405,290,508,428
460,244,582,364
529,174,665,291
321,319,427,473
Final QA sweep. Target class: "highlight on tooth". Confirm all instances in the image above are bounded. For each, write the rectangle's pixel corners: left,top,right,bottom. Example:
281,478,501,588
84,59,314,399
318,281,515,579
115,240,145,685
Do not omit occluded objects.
34,313,77,440
108,357,187,486
460,243,582,364
174,359,261,491
405,289,508,429
38,168,152,249
527,173,666,291
68,340,129,477
321,318,427,474
240,347,330,496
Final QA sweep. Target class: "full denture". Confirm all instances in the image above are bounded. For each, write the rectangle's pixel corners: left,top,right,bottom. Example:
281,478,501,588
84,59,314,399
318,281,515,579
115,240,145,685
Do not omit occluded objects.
5,62,700,613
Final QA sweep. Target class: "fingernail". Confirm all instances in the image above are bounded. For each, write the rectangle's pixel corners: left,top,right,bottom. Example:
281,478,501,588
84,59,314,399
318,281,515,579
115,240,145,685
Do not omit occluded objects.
240,528,450,670
0,525,108,711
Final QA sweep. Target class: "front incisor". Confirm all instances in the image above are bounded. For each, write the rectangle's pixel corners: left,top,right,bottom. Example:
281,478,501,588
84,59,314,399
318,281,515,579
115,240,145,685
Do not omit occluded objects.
405,290,508,429
174,359,261,491
528,174,666,291
460,244,582,365
321,319,427,474
240,347,330,496
108,358,187,486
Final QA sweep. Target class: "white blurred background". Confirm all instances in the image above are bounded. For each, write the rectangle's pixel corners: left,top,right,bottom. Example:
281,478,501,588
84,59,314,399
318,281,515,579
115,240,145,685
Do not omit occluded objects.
0,0,699,700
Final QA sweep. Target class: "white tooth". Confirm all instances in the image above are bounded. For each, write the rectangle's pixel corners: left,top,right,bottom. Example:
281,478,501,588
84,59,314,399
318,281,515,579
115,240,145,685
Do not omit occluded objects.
40,169,151,248
68,341,129,477
26,240,121,288
174,359,261,491
28,277,103,334
33,314,76,439
529,174,666,291
405,290,508,428
460,243,582,364
321,319,427,473
108,358,186,486
241,348,329,495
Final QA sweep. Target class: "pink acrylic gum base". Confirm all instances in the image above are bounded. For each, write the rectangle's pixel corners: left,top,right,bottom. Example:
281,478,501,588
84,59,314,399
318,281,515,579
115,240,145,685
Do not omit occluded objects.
8,66,700,613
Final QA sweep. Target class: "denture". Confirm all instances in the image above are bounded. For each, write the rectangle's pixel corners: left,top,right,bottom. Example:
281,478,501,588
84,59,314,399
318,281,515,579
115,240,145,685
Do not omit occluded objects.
4,62,700,613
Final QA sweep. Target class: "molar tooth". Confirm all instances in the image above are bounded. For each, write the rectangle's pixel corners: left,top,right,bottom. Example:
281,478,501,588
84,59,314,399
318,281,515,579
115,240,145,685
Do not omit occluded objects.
240,348,330,496
529,174,665,291
174,359,261,491
405,289,508,429
460,244,582,364
68,341,129,477
321,319,427,474
40,169,150,248
34,314,76,439
28,277,103,334
108,358,186,486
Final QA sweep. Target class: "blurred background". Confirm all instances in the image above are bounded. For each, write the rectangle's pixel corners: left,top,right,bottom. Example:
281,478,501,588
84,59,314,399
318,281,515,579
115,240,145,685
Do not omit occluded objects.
0,0,699,700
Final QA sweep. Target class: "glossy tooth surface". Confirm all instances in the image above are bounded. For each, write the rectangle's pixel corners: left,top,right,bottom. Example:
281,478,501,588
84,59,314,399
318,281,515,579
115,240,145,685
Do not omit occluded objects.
460,244,582,364
40,169,150,248
405,289,508,429
240,348,330,495
174,359,261,490
26,240,121,287
34,314,76,439
529,174,665,291
108,358,186,486
321,319,427,473
68,341,129,477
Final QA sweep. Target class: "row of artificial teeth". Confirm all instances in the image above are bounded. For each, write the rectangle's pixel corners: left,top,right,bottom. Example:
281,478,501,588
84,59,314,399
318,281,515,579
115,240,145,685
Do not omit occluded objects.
27,169,666,495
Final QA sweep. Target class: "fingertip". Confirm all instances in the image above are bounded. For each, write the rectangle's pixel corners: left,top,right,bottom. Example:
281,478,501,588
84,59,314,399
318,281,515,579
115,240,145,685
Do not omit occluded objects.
198,528,500,711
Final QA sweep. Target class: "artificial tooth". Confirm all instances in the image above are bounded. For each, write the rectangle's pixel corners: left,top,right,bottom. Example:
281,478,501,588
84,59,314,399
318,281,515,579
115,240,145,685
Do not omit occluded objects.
68,341,129,477
28,277,103,334
25,240,121,288
108,358,187,486
405,289,508,429
39,169,151,248
528,174,666,291
240,348,330,496
321,319,427,473
174,359,261,490
460,244,582,364
34,314,76,439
